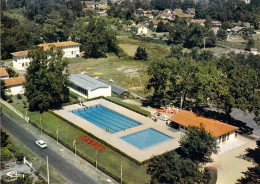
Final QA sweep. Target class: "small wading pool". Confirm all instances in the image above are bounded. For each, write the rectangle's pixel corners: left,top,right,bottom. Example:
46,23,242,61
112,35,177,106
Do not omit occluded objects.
72,105,141,133
121,128,174,149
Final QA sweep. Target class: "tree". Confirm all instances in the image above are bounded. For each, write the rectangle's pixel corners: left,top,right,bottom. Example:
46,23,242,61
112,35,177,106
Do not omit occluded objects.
24,47,70,112
245,38,255,51
147,151,211,184
6,67,19,77
184,23,207,48
134,46,148,61
168,44,183,59
167,23,187,45
179,125,218,163
80,19,119,58
156,21,167,32
217,28,227,41
0,80,7,100
1,129,9,147
205,16,213,29
237,139,260,183
145,59,172,107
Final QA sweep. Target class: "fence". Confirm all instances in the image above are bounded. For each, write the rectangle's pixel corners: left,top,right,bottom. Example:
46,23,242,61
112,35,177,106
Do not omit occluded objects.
0,99,29,123
23,157,33,168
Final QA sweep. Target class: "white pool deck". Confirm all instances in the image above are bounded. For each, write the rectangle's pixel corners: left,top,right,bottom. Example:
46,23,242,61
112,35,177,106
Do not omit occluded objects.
54,99,183,162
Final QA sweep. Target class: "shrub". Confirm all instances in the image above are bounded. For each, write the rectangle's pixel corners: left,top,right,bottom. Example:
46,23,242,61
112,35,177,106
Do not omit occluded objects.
17,93,22,99
6,143,16,152
134,46,148,61
7,96,13,103
15,150,25,162
1,147,12,161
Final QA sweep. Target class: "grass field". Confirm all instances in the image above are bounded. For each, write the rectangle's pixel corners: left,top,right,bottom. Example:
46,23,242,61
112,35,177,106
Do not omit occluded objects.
67,37,171,97
1,104,70,184
118,38,170,59
67,54,151,96
6,96,151,184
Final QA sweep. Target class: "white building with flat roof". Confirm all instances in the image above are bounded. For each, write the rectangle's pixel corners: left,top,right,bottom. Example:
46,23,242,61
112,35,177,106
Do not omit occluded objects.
11,41,80,71
69,74,111,99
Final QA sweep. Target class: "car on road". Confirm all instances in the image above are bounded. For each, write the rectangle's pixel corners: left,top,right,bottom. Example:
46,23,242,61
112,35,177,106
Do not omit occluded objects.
35,140,47,148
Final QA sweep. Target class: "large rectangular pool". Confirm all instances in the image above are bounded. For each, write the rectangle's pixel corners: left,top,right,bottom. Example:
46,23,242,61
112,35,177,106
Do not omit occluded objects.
73,105,141,133
121,128,173,149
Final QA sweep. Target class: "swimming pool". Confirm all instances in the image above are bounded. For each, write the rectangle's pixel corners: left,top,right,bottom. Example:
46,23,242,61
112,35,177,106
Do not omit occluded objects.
73,105,141,133
121,128,173,149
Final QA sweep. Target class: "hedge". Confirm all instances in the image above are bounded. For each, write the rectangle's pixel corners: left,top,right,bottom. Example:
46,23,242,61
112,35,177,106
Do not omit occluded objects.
104,97,151,117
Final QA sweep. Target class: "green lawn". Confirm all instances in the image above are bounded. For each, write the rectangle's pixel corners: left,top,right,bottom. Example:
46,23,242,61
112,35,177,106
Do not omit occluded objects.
6,96,151,184
118,38,170,59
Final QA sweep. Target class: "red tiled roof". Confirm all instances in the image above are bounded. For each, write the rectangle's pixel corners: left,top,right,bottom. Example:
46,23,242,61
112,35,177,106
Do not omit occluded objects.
11,50,29,57
38,41,80,51
169,110,238,137
4,76,25,87
11,41,80,57
0,68,9,77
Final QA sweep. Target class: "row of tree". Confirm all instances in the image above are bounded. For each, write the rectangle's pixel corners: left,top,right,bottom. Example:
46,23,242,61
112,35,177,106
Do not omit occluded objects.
144,50,260,117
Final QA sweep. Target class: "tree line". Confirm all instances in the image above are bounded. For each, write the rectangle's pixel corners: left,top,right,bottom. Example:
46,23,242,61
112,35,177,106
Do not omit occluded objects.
1,0,120,59
107,0,259,29
144,49,260,118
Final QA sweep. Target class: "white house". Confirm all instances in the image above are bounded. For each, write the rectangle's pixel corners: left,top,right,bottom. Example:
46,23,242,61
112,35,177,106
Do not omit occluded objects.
69,74,111,99
11,50,31,70
4,76,26,95
0,67,9,79
250,48,259,55
136,26,152,36
169,110,238,146
11,41,80,71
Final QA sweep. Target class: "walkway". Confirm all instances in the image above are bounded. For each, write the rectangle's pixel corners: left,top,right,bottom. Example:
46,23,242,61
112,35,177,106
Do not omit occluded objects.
207,135,257,184
55,99,182,161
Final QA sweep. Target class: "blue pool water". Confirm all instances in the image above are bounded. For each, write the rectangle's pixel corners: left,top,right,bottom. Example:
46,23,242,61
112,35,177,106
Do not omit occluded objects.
73,105,141,133
121,128,173,149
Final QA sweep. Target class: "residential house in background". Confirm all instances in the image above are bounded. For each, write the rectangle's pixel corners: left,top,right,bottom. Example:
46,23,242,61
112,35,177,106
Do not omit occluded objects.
69,74,111,99
250,48,259,55
227,26,246,37
0,67,9,79
4,76,26,95
186,8,195,15
11,41,80,70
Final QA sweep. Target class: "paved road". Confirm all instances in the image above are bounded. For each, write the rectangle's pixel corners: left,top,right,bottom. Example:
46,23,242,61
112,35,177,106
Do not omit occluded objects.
1,113,99,184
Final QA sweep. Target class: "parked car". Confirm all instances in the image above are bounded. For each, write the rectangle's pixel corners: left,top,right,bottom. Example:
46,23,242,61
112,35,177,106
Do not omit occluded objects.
35,140,47,149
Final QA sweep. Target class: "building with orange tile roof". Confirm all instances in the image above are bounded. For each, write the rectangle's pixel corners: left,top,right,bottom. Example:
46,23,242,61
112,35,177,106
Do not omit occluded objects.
0,67,9,79
3,76,26,95
11,41,80,71
169,110,238,144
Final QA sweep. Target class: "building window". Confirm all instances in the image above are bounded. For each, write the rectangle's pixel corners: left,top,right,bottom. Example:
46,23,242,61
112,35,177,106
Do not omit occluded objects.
22,63,24,67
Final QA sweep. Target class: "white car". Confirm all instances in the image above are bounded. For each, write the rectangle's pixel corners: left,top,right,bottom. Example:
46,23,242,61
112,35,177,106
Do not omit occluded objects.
35,140,47,149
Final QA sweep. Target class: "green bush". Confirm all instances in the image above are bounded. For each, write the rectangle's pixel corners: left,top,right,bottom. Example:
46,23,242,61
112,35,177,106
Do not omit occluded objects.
208,167,218,184
17,94,22,99
1,147,12,161
6,143,16,152
15,150,25,162
104,97,151,117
